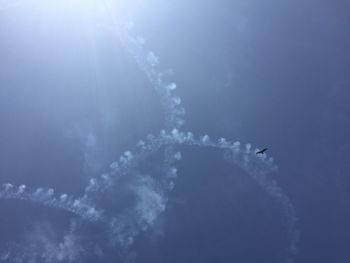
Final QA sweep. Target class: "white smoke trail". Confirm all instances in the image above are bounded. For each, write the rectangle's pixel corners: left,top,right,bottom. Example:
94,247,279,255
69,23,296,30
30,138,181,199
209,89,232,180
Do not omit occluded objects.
0,184,103,222
116,25,186,131
0,2,299,262
101,17,299,259
81,128,297,258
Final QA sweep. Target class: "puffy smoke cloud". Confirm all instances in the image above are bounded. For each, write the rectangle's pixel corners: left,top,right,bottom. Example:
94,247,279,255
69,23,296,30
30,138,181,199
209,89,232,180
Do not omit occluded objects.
1,222,84,263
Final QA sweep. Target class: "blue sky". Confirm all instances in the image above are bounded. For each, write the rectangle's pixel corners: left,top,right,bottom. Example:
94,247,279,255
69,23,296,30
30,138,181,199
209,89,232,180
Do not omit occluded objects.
0,0,349,262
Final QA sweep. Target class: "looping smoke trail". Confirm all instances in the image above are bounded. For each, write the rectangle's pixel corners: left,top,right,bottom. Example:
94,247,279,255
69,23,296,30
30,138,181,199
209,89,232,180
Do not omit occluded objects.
0,3,299,262
113,21,299,260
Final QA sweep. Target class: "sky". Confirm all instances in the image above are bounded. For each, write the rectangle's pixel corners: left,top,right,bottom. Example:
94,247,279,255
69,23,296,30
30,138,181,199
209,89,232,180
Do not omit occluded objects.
0,0,349,262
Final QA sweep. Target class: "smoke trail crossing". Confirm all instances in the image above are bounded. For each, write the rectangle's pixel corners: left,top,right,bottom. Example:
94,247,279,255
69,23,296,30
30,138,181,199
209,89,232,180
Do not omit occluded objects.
0,2,299,262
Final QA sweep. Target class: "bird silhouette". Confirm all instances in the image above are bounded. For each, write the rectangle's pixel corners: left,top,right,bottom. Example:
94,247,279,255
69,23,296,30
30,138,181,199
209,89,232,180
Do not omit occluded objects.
256,148,268,155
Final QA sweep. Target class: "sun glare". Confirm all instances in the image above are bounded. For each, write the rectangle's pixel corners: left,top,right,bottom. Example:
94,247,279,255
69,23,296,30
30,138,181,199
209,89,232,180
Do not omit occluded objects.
34,0,107,15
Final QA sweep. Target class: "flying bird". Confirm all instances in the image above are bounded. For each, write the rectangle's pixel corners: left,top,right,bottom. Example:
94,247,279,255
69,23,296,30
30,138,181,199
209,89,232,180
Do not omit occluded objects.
256,148,268,155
